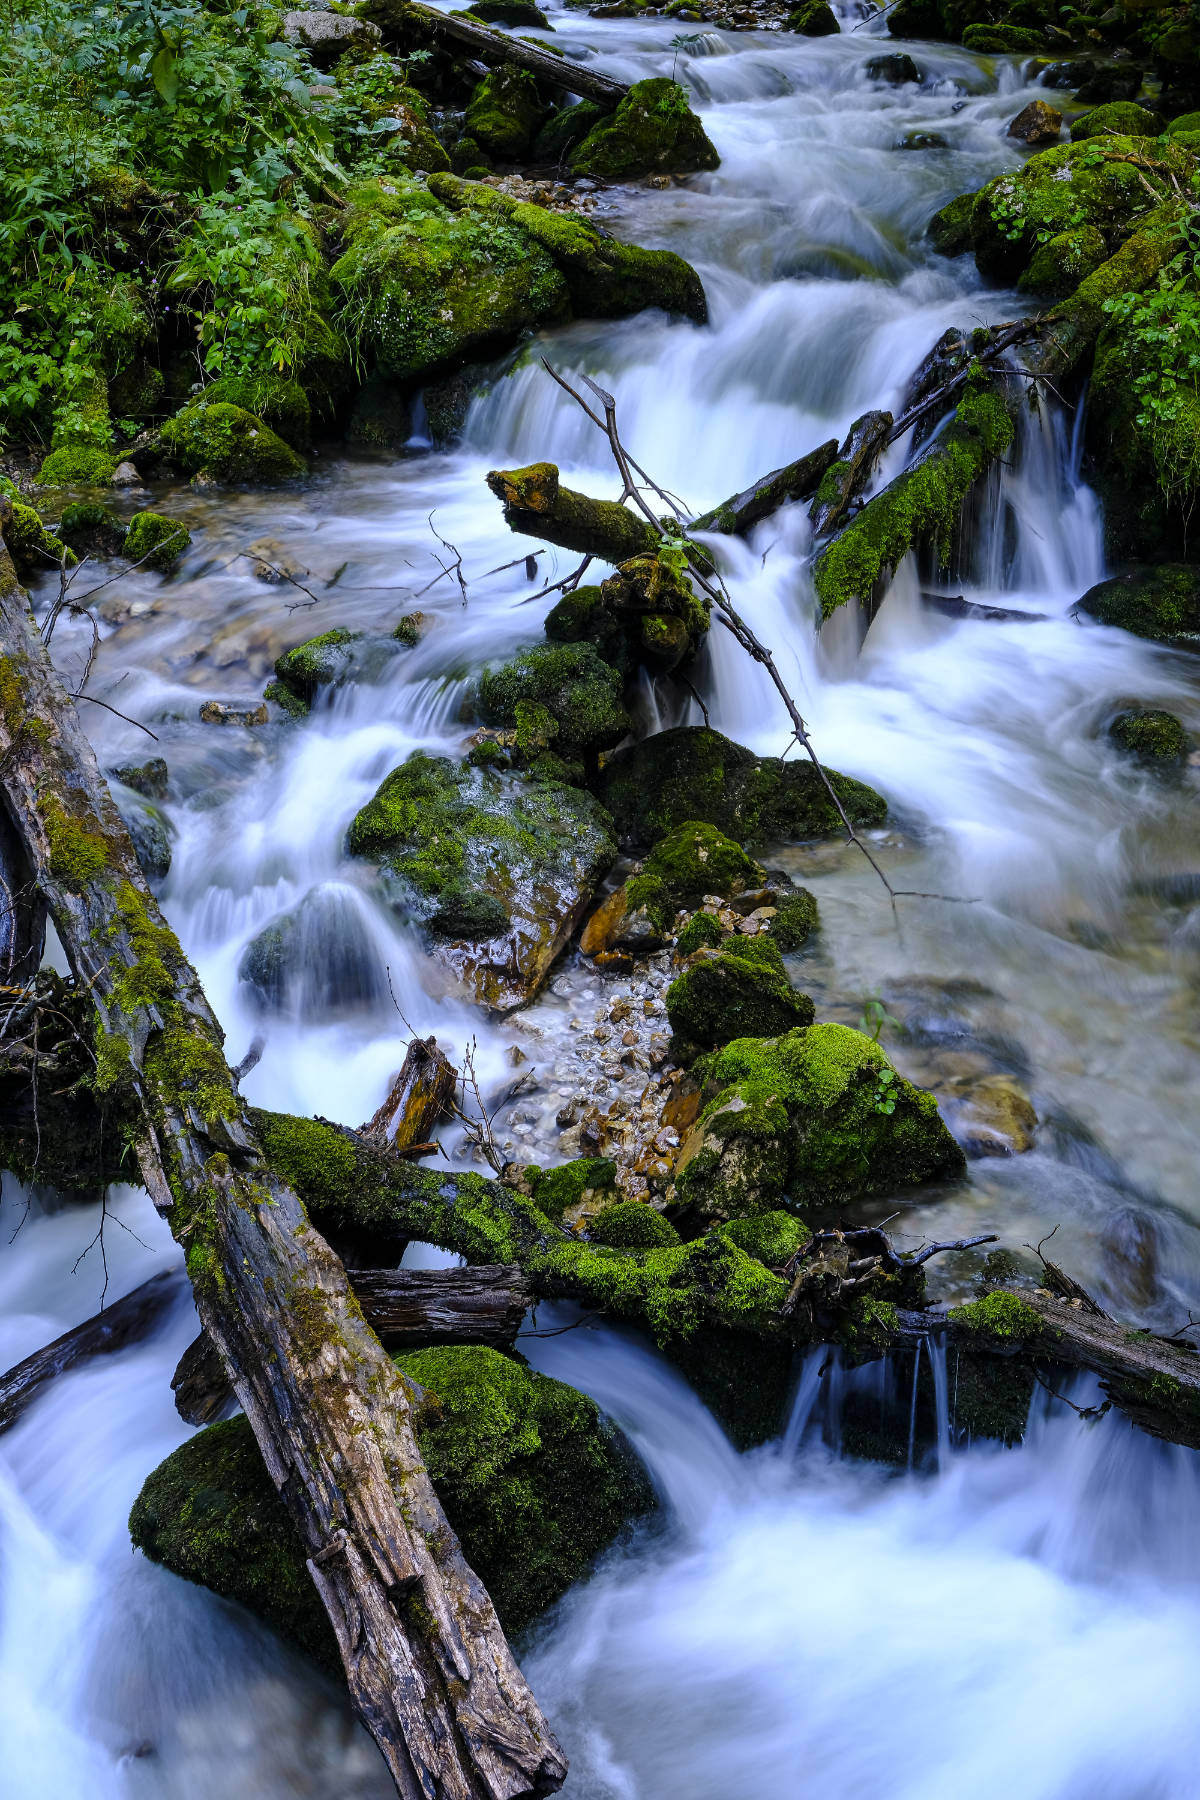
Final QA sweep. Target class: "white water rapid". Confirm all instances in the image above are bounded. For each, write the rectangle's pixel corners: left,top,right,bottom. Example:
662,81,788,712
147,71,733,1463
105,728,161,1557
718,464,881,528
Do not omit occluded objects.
6,5,1200,1793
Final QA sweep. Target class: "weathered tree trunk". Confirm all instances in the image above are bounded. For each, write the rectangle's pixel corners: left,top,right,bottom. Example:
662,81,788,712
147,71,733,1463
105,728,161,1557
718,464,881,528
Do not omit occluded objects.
807,410,893,539
0,1270,181,1433
362,1035,457,1153
0,551,566,1800
689,439,838,538
175,1265,534,1424
382,0,628,107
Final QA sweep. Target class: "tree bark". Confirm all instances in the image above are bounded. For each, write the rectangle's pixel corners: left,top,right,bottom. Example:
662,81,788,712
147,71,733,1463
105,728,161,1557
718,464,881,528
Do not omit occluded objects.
807,410,893,540
174,1265,534,1424
0,550,566,1800
689,440,838,538
0,1270,182,1433
382,1,628,107
486,462,660,564
362,1035,457,1153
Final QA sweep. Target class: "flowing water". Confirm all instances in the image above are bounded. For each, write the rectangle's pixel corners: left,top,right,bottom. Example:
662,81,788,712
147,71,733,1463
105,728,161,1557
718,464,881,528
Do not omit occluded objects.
7,5,1200,1793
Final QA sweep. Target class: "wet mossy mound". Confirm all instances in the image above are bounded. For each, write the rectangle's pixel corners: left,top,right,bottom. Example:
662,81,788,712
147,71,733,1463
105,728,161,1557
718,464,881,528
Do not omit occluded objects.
477,640,630,769
625,821,763,928
568,78,719,181
1076,566,1200,645
1108,706,1190,762
671,1022,965,1220
267,627,363,716
124,510,190,571
160,401,306,485
667,935,814,1051
129,1346,655,1665
595,726,886,847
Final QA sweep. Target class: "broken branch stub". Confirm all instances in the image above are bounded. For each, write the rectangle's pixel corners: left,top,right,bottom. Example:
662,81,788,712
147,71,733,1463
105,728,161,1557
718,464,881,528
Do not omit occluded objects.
0,549,566,1800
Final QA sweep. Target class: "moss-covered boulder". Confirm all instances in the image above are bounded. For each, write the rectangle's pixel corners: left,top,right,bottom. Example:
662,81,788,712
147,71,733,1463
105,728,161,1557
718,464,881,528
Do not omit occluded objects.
1108,706,1189,763
569,79,720,181
0,489,72,578
1070,101,1163,141
673,910,725,957
769,887,819,950
331,177,569,383
161,402,306,484
590,1200,681,1247
544,582,629,669
961,22,1042,51
426,173,707,322
266,627,363,716
124,510,190,571
469,0,551,22
200,373,311,448
34,445,117,487
626,820,763,930
671,1022,965,1220
599,552,709,672
464,64,550,160
965,137,1195,285
477,640,630,769
347,751,616,1007
58,501,126,559
927,191,975,257
534,99,606,162
1018,223,1108,297
595,726,886,847
129,1346,654,1666
1076,566,1200,645
789,0,839,33
667,935,815,1052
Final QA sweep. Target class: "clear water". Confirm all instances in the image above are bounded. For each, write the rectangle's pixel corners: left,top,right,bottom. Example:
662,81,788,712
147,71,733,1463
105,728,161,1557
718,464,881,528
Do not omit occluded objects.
6,6,1200,1794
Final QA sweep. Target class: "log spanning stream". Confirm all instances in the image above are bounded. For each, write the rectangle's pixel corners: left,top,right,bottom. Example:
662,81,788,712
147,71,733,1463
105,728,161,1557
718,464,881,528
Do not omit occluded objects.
6,4,1200,1795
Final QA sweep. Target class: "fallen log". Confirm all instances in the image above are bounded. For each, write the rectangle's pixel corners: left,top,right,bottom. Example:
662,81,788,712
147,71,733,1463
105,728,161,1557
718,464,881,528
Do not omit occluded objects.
807,409,893,540
0,1270,182,1434
174,1264,534,1425
689,440,838,537
377,0,628,107
486,461,660,564
0,550,566,1800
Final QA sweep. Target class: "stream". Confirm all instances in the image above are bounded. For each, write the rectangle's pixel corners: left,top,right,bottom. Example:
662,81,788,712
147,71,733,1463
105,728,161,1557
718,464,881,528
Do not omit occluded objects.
7,4,1200,1793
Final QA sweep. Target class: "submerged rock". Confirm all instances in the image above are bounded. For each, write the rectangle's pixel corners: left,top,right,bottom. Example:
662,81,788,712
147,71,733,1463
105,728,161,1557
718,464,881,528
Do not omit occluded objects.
568,78,720,181
237,884,386,1015
595,726,887,847
112,786,172,882
671,1022,965,1220
865,51,919,84
266,627,363,716
128,1346,654,1667
1108,706,1190,764
347,752,616,1008
1007,98,1062,143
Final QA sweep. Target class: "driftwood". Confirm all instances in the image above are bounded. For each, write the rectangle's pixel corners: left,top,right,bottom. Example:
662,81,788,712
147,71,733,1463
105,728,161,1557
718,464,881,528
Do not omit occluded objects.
690,440,838,537
174,1265,533,1425
391,1,628,107
0,1269,182,1434
0,550,566,1800
362,1034,457,1153
807,409,893,539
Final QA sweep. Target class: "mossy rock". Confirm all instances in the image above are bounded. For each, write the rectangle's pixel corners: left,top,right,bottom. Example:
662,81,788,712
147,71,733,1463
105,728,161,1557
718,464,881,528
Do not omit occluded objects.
0,494,73,578
1018,223,1107,297
477,639,630,762
595,725,886,847
464,63,550,161
1077,565,1200,644
673,910,724,956
1070,101,1163,140
673,1022,964,1219
331,176,568,383
600,552,710,671
128,1346,654,1666
347,751,617,1006
270,627,363,713
961,22,1042,51
591,1200,682,1247
544,583,629,669
768,887,819,951
59,501,127,559
1108,706,1190,762
568,78,720,181
625,820,763,930
789,0,839,32
426,173,707,323
533,99,606,162
666,936,815,1051
124,510,190,571
200,374,311,449
927,191,975,257
469,0,551,22
967,136,1195,285
34,446,117,487
1088,305,1200,561
1167,110,1200,136
113,790,172,883
161,402,306,485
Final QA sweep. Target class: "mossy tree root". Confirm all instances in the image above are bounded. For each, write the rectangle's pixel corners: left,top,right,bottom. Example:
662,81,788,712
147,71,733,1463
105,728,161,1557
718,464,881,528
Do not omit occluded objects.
0,547,566,1800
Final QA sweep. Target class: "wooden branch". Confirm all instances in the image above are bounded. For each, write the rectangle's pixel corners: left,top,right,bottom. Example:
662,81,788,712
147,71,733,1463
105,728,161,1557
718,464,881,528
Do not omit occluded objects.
808,409,893,540
0,1270,182,1433
174,1265,533,1425
689,439,838,538
486,462,659,564
361,1034,457,1152
382,0,628,107
0,549,566,1800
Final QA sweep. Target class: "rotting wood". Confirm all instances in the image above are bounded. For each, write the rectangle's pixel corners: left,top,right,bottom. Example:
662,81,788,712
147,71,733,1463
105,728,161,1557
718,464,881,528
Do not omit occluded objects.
689,440,838,538
486,461,660,565
0,548,566,1800
807,409,893,540
386,0,628,107
0,1269,182,1434
362,1034,457,1153
174,1264,533,1425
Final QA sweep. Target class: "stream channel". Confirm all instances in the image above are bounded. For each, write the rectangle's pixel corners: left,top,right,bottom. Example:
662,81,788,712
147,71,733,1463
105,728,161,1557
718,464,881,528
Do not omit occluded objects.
6,4,1200,1794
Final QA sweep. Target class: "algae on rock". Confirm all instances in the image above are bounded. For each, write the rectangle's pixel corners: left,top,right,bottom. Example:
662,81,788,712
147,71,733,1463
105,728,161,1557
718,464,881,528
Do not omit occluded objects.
569,78,720,181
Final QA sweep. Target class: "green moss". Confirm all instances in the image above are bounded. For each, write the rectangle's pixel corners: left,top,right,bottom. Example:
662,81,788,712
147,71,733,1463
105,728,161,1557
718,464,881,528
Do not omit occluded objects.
789,0,839,33
928,191,975,257
1076,565,1200,643
201,374,311,448
0,498,73,578
950,1288,1046,1344
107,879,180,1016
839,1294,900,1351
526,1157,620,1220
596,726,886,847
720,1209,809,1267
145,1023,238,1130
253,1109,360,1216
674,910,724,956
124,511,190,571
477,640,629,763
331,177,568,383
1019,223,1107,298
1070,102,1163,141
667,941,814,1051
626,821,762,931
161,402,306,484
34,446,117,487
464,64,548,160
271,627,361,712
590,1200,681,1247
813,381,1013,616
533,99,606,162
769,888,819,951
950,1350,1035,1444
44,801,108,886
1109,706,1189,761
568,78,720,181
961,22,1042,50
